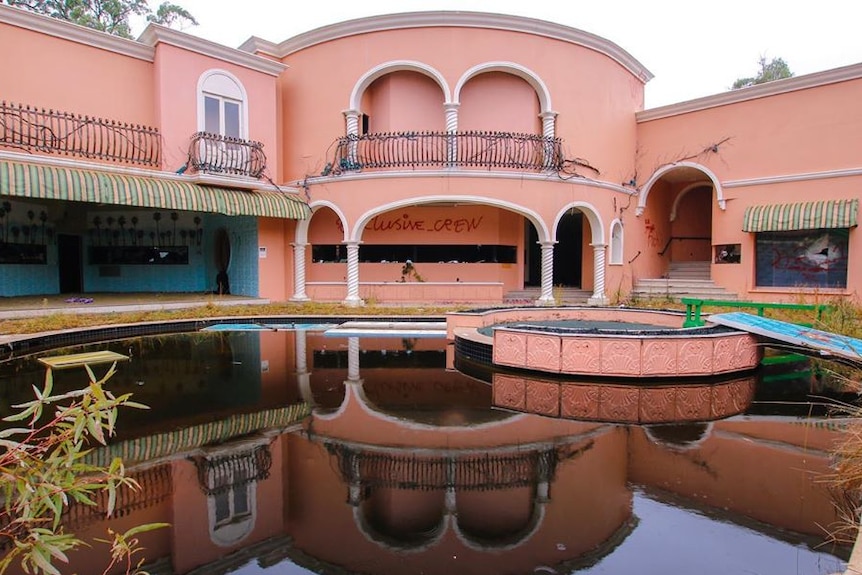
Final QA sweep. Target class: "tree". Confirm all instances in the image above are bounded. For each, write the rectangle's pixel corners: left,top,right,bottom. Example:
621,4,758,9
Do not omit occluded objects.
2,0,198,39
732,56,794,89
0,363,165,575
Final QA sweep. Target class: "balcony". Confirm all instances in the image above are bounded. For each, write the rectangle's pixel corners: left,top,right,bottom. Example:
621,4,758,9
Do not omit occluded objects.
189,131,267,179
329,131,563,174
0,100,161,167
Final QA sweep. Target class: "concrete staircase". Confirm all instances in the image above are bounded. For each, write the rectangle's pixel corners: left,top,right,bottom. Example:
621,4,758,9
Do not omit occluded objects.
503,287,592,305
631,261,737,301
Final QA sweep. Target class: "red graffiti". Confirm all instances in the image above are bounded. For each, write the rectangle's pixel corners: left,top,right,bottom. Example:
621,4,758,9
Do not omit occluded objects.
367,213,484,234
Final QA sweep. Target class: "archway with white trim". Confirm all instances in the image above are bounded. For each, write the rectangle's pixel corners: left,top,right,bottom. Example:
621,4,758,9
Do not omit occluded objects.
635,163,721,283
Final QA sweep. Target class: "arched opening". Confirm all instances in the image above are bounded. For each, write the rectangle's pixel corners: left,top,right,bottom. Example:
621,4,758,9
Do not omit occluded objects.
554,209,583,287
361,70,447,133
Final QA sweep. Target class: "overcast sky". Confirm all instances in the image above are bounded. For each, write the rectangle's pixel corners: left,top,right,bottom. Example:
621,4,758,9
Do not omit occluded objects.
133,0,862,109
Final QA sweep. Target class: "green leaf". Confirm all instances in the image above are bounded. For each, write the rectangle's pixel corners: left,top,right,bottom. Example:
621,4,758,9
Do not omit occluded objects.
122,522,171,538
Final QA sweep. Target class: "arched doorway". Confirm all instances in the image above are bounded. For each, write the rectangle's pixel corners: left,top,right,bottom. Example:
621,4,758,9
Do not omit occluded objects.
554,209,583,287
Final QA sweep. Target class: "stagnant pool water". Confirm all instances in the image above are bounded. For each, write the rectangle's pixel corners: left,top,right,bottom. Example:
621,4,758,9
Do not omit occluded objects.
0,329,855,575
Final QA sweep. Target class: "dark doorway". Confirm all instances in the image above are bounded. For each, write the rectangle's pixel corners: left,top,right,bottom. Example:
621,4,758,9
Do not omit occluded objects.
214,228,231,294
524,222,540,287
57,234,83,293
554,211,583,287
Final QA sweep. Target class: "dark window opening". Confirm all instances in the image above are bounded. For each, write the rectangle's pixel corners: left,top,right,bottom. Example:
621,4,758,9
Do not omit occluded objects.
311,244,517,264
755,229,849,288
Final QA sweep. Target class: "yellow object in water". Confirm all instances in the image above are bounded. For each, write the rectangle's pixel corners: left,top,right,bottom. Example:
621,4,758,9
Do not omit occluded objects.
38,350,129,370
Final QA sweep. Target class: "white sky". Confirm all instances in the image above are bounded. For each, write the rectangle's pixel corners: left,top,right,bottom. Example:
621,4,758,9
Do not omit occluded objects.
133,0,862,109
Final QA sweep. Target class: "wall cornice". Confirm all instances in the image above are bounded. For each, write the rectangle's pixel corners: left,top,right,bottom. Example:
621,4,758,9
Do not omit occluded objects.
294,168,637,195
637,63,862,122
138,25,287,76
722,166,862,188
0,3,154,61
241,11,653,83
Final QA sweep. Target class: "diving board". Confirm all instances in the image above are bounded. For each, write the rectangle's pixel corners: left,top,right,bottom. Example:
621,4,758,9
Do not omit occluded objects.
708,312,862,364
324,321,447,338
38,350,129,370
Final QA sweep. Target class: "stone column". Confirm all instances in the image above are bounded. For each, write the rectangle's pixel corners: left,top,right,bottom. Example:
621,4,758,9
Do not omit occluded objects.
539,110,558,169
346,336,361,382
343,109,360,167
537,241,556,305
290,242,309,302
343,241,363,306
295,329,313,405
444,103,460,166
588,243,609,306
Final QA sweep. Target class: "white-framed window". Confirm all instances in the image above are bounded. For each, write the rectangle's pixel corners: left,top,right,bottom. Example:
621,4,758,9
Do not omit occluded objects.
204,94,242,138
609,219,624,265
197,70,249,139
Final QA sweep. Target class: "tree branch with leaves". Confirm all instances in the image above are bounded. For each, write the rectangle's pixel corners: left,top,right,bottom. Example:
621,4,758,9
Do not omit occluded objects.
0,363,166,575
2,0,198,38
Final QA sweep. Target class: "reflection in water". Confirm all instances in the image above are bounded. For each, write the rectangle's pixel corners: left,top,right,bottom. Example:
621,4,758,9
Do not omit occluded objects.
0,331,852,574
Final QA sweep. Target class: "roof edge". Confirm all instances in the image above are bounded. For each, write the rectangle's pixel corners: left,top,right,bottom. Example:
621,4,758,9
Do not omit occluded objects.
246,11,653,83
138,24,287,76
638,62,862,122
0,3,154,61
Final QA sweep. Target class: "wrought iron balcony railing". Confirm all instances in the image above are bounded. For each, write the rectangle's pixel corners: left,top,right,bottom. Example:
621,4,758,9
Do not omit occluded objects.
189,131,267,179
0,100,161,167
329,130,564,174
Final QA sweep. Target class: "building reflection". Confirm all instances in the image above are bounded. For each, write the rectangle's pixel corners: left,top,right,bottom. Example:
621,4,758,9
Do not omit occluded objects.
0,331,849,574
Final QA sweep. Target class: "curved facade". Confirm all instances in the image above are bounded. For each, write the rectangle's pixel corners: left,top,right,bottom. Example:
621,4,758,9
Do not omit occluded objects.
1,7,859,304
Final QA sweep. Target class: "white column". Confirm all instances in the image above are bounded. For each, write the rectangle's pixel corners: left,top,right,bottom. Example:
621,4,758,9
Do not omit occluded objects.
290,242,309,301
295,330,313,405
536,241,556,306
343,109,360,137
347,336,361,382
539,110,558,169
444,102,460,166
342,241,363,306
588,243,609,306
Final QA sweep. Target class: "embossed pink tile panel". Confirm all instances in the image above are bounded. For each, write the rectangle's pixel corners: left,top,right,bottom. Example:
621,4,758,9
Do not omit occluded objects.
598,385,639,421
600,339,641,376
561,384,600,420
492,374,527,410
560,338,601,375
677,339,714,375
712,334,761,373
639,387,677,423
640,339,678,376
526,334,562,372
525,380,560,417
674,385,712,421
493,331,527,368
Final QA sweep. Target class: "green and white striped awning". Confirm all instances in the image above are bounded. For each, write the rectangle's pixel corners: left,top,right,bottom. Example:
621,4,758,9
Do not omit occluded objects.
0,160,310,219
742,199,858,232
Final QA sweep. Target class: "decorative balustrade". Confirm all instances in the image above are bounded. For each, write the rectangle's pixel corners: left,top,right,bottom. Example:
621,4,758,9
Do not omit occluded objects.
0,100,161,167
329,130,564,174
189,131,267,179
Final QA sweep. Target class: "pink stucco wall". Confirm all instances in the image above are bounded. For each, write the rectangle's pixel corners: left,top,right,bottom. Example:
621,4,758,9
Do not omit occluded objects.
151,43,280,174
278,26,642,184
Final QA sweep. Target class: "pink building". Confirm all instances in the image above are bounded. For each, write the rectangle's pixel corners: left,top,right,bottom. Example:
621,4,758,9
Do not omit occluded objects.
1,7,859,304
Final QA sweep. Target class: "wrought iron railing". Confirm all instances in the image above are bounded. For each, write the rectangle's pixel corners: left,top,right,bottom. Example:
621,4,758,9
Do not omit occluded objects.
193,445,273,496
327,444,560,492
0,100,161,167
329,131,564,174
189,131,267,179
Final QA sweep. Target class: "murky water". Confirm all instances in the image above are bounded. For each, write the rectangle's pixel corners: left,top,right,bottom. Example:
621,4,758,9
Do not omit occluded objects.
0,330,854,575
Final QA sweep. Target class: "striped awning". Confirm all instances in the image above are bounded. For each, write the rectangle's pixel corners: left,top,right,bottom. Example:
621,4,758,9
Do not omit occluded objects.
742,199,858,232
0,160,310,219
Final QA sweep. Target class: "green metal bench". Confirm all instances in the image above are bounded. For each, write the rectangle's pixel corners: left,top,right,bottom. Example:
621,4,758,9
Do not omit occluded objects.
681,298,831,328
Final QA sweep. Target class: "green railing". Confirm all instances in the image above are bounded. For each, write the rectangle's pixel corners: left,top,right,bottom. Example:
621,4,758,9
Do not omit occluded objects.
681,298,832,328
